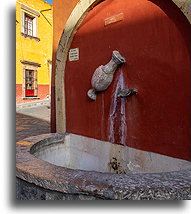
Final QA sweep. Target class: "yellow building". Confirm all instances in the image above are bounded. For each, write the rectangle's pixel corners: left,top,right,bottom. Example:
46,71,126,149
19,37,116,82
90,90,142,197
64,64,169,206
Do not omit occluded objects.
16,0,52,103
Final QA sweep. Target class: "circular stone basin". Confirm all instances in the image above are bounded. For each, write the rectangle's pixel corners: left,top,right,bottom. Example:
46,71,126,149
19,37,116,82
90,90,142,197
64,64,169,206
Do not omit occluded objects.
32,133,191,174
16,133,191,200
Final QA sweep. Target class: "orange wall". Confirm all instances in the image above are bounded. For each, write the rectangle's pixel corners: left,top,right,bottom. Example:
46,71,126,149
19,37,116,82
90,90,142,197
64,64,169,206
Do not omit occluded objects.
51,0,79,131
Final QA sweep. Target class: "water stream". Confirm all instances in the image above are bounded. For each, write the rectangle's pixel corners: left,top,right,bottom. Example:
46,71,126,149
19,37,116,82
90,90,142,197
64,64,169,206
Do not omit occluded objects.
108,71,127,146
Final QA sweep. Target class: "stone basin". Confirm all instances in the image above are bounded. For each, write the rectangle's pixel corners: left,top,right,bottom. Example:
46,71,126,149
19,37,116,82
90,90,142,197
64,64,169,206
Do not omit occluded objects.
16,133,191,200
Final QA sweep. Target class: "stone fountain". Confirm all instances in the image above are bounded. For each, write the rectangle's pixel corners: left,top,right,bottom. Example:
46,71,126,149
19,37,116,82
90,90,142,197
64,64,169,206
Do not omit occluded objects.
16,51,191,199
16,133,191,200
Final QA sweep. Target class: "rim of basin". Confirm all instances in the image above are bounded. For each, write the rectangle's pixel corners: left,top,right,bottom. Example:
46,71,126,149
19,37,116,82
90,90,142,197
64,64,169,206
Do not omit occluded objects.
16,133,191,200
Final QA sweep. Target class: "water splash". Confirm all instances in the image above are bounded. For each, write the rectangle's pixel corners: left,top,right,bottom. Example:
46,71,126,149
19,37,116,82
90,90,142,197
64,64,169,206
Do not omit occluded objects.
108,71,127,146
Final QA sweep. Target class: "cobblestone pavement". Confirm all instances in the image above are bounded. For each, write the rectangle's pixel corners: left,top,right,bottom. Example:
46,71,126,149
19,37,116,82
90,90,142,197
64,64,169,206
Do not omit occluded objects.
16,105,50,142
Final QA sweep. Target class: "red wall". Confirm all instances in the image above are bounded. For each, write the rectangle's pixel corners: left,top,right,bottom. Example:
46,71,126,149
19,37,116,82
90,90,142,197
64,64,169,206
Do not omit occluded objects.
65,0,190,160
16,84,49,104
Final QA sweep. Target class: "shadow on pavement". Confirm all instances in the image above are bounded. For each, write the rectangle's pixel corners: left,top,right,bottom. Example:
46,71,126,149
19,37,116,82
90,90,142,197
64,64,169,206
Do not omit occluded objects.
16,113,50,142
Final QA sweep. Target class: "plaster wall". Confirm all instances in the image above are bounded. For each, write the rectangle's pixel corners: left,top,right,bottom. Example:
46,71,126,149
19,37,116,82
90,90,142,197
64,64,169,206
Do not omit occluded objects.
52,0,191,131
16,0,53,103
52,0,191,160
16,84,49,103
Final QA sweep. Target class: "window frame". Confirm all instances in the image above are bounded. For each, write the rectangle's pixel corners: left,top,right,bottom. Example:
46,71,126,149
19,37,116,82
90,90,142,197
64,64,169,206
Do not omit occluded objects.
21,4,40,40
25,69,37,97
24,14,34,36
21,61,41,100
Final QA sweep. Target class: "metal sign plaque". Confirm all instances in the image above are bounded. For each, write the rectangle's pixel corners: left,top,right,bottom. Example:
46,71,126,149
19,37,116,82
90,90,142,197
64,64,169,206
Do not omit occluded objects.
69,48,79,61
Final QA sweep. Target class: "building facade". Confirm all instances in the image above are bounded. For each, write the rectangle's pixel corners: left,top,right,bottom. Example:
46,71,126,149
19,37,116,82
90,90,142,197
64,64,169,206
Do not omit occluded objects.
16,0,53,104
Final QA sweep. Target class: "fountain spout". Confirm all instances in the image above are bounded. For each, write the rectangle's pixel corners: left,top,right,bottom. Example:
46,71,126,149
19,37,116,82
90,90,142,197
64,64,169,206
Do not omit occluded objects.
87,50,126,101
118,89,137,98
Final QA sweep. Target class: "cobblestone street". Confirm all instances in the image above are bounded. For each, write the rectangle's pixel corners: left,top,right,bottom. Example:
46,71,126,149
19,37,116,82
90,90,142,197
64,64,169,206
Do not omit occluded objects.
16,105,50,142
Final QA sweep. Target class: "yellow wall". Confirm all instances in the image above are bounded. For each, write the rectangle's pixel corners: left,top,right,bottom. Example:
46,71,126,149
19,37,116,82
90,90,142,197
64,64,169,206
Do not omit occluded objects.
16,0,53,85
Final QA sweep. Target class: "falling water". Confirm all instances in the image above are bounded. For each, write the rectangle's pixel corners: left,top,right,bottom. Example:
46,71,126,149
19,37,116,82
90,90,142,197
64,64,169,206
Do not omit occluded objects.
108,71,127,146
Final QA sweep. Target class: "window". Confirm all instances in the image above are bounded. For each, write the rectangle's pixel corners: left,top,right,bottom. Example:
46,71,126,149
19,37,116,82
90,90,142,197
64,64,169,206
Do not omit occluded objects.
22,12,37,38
25,69,35,97
21,4,40,40
24,14,33,36
21,61,40,99
25,69,37,97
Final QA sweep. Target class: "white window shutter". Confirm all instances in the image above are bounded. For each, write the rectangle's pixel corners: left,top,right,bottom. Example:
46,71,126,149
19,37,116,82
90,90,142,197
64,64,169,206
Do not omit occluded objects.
21,11,25,33
33,17,37,37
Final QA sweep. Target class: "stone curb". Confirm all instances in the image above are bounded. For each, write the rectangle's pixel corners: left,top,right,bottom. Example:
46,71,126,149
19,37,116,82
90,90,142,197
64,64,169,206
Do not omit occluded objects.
16,99,50,110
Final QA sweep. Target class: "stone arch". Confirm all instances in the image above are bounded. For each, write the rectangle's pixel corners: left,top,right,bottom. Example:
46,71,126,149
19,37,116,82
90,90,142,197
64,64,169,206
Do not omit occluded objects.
55,0,191,133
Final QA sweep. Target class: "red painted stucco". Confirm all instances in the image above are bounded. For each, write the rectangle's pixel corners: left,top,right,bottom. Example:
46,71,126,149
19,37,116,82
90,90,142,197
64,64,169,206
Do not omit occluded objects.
64,0,191,160
16,84,49,104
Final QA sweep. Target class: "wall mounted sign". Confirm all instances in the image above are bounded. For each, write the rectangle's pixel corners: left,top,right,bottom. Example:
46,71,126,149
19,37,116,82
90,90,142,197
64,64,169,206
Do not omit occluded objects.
104,13,124,26
69,48,79,61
